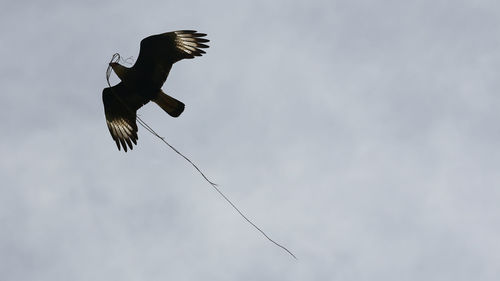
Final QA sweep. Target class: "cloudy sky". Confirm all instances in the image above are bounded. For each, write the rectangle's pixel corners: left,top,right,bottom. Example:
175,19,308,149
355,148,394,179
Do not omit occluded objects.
1,0,500,280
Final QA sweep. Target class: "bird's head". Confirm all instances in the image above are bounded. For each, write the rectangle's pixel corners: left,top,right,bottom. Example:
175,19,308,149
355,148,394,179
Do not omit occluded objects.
108,61,120,74
106,53,128,82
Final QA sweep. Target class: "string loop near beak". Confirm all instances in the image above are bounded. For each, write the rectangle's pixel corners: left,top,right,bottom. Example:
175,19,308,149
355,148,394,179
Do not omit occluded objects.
106,53,121,86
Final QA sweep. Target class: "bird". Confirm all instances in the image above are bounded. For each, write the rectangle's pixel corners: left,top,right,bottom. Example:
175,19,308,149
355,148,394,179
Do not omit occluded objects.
102,30,209,152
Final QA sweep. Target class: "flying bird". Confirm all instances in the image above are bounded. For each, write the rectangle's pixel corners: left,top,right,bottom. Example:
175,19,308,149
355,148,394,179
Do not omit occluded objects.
102,30,209,151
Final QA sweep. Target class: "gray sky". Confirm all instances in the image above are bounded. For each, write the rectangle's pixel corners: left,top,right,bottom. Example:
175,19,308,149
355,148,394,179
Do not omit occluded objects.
1,0,500,280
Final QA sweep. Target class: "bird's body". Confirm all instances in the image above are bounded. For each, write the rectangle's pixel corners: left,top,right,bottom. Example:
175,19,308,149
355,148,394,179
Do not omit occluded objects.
103,30,209,151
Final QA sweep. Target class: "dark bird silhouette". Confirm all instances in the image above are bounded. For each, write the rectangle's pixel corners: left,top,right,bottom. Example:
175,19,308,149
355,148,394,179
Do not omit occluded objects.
102,30,209,151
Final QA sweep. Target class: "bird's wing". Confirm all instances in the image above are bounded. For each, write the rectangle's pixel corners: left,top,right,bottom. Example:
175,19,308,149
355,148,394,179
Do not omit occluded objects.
102,83,149,152
132,30,209,87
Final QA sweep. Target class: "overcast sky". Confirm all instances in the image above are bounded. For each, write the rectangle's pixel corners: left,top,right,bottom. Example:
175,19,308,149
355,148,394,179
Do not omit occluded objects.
1,0,500,280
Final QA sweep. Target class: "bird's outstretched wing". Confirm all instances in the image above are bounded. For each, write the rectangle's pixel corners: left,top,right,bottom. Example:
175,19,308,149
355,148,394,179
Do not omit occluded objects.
102,83,149,152
132,30,209,87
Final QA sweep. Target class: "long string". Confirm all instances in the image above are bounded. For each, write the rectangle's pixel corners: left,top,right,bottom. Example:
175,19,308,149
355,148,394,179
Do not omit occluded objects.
106,54,296,259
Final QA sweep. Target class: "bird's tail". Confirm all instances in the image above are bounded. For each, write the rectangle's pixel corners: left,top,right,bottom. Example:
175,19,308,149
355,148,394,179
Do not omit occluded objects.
153,90,185,117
